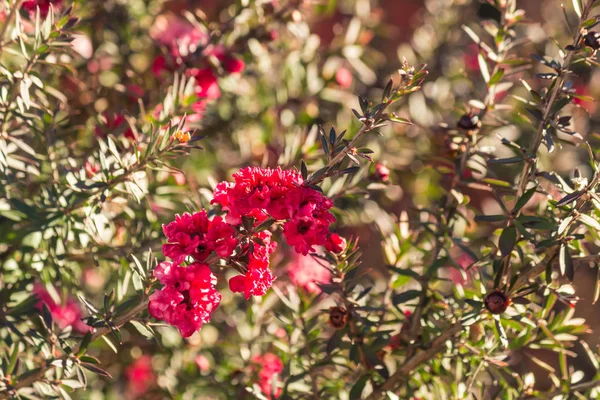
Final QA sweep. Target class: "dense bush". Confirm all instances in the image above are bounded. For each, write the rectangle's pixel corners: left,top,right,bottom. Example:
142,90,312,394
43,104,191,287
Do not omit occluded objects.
2,0,600,398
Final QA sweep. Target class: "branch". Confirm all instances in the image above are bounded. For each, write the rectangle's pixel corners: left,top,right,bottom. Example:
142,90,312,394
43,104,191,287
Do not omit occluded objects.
0,299,149,398
366,321,463,399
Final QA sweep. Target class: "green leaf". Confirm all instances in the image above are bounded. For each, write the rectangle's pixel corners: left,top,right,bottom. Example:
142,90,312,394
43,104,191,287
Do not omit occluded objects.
392,290,421,306
499,226,517,257
478,53,490,83
494,318,508,348
482,178,511,188
81,362,112,378
488,68,505,86
559,244,574,281
514,187,537,213
349,375,369,399
579,213,600,231
573,0,582,18
129,320,154,339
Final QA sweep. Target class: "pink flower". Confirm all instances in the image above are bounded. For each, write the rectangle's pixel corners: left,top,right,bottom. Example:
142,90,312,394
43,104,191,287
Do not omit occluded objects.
33,285,89,332
162,211,238,265
195,355,211,372
252,353,283,399
94,113,136,141
150,14,207,60
22,0,61,18
335,67,353,89
187,67,221,100
125,355,155,397
288,253,331,294
374,163,390,182
325,233,346,253
148,262,221,337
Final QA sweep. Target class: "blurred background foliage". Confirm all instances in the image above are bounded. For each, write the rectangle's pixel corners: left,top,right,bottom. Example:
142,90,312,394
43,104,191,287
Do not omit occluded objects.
4,0,600,399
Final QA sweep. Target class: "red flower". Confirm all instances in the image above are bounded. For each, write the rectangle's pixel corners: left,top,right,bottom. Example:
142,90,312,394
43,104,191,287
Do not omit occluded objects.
162,211,238,265
210,46,245,74
212,167,335,256
229,258,276,299
187,67,221,100
148,262,221,337
125,355,155,397
229,231,277,299
94,112,136,141
22,0,61,18
325,233,346,253
33,285,89,332
374,163,390,182
252,353,283,399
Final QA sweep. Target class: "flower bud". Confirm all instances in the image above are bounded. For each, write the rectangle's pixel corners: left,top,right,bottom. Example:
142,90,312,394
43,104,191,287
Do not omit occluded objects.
373,163,390,182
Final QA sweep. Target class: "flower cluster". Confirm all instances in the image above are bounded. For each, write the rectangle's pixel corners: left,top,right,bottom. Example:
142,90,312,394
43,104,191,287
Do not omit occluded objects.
213,167,337,255
148,262,221,337
252,352,283,399
161,210,237,265
149,167,343,337
150,15,244,128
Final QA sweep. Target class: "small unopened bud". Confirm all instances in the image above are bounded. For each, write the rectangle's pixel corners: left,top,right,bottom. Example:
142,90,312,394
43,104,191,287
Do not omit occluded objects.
484,289,510,314
373,163,390,182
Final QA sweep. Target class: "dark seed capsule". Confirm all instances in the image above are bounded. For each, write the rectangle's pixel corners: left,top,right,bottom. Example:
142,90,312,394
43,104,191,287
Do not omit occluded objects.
584,31,600,50
328,306,349,329
457,113,482,131
484,290,510,314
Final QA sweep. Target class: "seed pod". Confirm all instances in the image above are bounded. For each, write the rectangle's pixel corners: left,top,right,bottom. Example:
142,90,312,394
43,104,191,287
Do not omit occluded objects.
457,113,482,132
328,306,349,329
584,31,600,50
484,289,510,314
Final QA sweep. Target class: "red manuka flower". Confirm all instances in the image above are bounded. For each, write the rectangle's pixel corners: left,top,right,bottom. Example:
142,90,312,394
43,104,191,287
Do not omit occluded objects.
229,231,277,299
212,167,304,223
252,353,283,399
125,355,155,397
162,211,238,265
94,112,136,141
325,233,346,253
187,67,221,100
148,262,221,337
210,46,245,74
229,257,276,299
212,167,335,255
22,0,61,18
33,284,89,332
